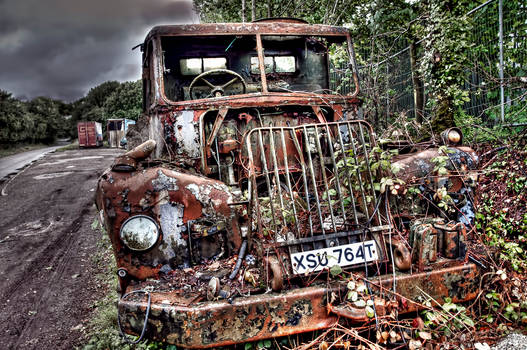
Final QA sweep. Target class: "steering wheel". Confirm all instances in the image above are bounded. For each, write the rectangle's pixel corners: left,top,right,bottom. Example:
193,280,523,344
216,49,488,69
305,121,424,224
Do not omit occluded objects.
189,69,247,99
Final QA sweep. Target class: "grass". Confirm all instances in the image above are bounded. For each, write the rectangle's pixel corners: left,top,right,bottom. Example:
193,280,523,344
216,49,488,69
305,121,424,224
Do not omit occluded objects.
56,140,80,152
56,140,115,152
0,143,49,158
80,217,165,350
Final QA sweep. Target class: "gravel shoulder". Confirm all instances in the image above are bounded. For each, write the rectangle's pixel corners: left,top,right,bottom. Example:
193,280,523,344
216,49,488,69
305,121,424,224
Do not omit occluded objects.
0,148,122,350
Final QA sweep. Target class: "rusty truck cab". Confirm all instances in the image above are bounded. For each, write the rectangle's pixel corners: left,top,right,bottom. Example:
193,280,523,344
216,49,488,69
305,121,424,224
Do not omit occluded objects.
96,19,480,348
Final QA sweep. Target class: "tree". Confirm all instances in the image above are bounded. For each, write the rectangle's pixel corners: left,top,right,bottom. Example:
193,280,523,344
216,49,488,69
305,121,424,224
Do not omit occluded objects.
0,90,71,144
0,90,30,143
417,0,473,134
26,96,64,143
70,81,121,129
103,80,142,121
192,0,483,134
85,81,120,108
193,0,362,24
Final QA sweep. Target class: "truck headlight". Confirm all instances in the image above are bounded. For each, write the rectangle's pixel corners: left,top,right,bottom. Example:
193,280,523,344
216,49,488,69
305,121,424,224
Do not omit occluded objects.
441,127,463,145
120,215,160,251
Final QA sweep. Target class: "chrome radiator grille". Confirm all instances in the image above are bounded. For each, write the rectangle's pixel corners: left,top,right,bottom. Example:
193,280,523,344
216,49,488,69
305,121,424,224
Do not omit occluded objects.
243,120,389,257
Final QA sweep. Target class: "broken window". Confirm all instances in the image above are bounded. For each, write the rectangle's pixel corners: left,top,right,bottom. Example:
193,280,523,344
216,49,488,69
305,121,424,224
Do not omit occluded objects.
275,56,296,72
179,57,227,75
250,56,296,74
160,34,353,101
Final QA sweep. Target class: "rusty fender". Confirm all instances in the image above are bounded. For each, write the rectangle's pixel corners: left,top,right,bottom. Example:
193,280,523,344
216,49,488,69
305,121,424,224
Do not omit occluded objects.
393,146,478,184
118,263,479,348
96,166,242,281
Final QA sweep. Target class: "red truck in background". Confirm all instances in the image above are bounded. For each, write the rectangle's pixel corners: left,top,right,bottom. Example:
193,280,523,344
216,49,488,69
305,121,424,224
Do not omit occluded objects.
77,121,103,147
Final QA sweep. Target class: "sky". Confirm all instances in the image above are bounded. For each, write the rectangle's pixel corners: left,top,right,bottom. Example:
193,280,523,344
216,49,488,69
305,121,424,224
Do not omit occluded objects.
0,0,199,102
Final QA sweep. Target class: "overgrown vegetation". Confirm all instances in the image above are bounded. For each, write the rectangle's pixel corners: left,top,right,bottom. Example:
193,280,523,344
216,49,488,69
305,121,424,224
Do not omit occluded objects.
476,141,527,272
194,0,526,139
81,217,170,350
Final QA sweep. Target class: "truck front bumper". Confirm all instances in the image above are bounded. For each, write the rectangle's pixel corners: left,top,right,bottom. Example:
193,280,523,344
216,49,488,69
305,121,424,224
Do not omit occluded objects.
118,262,479,348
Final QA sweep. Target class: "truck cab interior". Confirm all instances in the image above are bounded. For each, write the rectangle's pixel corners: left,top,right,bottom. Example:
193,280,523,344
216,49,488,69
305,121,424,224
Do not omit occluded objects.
161,35,344,101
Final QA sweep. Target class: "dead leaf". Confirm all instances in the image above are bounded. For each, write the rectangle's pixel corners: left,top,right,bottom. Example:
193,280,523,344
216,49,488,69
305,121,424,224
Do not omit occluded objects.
409,339,422,350
412,316,425,330
419,331,432,340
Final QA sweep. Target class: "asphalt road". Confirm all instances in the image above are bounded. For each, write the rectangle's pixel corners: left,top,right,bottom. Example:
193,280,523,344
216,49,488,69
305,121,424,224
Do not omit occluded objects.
0,147,122,349
0,146,63,181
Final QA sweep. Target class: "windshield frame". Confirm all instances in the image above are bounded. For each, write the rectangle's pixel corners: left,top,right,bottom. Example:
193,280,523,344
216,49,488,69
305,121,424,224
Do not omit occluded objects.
147,27,360,107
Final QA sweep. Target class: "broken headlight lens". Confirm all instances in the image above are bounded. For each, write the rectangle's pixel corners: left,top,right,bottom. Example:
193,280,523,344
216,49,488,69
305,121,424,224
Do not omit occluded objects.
447,129,461,144
441,127,463,145
120,215,160,251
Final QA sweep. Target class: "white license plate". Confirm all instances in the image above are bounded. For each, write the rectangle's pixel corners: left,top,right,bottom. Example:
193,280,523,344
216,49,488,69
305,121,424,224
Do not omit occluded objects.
290,240,379,275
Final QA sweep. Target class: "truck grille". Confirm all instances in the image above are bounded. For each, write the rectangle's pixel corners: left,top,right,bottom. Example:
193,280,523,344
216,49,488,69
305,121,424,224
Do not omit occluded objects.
243,120,389,261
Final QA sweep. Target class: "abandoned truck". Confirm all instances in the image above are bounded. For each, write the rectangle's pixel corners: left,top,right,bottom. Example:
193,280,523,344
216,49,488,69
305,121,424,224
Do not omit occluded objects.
95,19,481,348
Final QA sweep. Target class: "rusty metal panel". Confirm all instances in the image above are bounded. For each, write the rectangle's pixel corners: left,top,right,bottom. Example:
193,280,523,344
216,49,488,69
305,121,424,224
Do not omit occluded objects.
96,166,242,281
117,263,479,348
146,22,350,41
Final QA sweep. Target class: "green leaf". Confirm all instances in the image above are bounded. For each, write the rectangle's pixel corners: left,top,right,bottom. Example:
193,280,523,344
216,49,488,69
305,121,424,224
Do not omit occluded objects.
365,305,375,318
91,218,99,230
330,265,342,276
391,163,402,175
347,281,356,291
264,340,272,348
442,302,457,312
463,317,475,327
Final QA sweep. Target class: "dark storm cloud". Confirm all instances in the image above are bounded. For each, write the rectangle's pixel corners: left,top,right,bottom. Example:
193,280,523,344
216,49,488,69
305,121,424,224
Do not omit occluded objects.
0,0,198,101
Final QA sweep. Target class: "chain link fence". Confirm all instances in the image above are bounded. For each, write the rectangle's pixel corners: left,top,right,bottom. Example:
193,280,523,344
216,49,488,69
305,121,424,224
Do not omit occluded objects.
466,0,527,125
332,0,527,129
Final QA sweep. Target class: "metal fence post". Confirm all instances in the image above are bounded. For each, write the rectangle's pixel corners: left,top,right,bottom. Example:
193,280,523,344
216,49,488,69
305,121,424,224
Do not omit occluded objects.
386,63,389,124
499,0,504,123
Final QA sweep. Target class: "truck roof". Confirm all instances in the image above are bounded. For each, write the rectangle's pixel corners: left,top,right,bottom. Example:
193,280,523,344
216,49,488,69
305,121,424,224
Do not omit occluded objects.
145,20,350,42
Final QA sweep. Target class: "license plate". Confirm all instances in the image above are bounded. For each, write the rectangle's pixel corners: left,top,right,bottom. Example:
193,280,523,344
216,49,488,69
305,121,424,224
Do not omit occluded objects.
290,240,379,275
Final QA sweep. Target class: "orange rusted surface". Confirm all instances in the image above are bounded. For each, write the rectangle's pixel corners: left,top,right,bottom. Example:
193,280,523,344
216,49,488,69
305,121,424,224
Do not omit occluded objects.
145,22,350,40
97,166,243,282
117,263,478,348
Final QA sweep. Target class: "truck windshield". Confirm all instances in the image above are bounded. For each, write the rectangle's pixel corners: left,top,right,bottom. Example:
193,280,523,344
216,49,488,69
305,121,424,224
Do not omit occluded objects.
160,34,353,101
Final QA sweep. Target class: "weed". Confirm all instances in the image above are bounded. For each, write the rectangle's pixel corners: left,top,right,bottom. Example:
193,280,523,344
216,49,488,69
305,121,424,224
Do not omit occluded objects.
80,217,169,350
421,297,475,338
56,140,79,152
